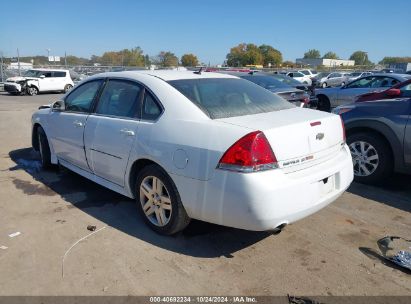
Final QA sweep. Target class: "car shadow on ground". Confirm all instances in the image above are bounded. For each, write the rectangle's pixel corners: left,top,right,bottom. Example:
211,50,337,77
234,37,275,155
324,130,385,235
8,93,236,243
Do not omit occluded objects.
347,174,411,213
8,148,272,258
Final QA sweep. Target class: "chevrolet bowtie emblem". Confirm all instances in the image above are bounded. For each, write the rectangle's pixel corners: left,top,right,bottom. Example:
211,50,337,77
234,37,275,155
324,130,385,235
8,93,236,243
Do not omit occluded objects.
316,133,325,140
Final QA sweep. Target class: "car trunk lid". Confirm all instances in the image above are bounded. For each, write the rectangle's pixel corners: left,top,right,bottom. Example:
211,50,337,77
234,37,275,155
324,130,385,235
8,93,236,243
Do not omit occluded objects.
216,107,344,170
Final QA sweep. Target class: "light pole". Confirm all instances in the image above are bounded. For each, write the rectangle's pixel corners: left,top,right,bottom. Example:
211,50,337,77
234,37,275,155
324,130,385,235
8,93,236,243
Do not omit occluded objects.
46,48,51,65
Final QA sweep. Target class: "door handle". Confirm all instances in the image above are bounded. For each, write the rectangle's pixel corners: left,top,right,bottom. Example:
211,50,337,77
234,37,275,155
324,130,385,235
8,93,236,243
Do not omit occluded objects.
73,120,84,127
120,129,135,136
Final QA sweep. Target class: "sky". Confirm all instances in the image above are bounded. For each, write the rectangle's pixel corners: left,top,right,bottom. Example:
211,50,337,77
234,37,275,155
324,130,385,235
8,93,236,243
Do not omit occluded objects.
1,0,410,65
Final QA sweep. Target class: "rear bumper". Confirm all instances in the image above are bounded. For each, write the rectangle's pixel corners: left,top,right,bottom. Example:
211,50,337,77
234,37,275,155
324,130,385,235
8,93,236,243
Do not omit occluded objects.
4,83,22,93
172,144,353,231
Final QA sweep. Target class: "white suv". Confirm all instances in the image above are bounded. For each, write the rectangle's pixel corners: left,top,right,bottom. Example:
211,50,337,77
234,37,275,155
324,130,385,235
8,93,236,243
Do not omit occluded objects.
4,69,74,96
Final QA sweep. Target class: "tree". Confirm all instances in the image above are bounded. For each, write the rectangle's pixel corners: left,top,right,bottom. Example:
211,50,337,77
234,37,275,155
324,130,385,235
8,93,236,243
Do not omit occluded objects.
379,57,411,65
303,49,321,59
322,51,339,59
226,43,281,67
181,53,199,67
349,51,372,66
154,51,178,67
258,44,282,66
282,60,295,68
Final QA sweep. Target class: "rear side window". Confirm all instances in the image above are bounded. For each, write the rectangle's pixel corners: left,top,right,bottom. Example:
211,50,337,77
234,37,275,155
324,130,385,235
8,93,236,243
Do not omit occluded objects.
142,92,162,120
95,80,142,118
53,71,66,77
65,80,103,112
168,78,292,119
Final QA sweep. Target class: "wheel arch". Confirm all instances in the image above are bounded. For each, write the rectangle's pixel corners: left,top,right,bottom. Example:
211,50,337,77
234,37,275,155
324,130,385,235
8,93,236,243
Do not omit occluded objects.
345,120,403,171
128,158,169,198
32,123,42,151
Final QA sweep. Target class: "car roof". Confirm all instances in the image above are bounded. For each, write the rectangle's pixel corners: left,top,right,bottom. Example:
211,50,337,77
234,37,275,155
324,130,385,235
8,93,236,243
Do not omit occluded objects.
362,73,411,80
92,70,239,81
30,68,69,72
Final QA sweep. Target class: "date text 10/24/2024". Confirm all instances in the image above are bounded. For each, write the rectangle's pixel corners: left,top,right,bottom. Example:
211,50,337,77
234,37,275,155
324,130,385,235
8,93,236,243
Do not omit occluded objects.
149,297,257,303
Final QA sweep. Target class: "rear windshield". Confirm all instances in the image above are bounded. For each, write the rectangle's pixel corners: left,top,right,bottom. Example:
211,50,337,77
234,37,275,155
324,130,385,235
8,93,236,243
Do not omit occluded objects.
241,75,291,89
168,78,293,119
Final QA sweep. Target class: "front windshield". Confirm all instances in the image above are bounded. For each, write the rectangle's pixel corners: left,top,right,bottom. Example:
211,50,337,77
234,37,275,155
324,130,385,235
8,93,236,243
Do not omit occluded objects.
241,76,291,90
271,74,302,86
23,70,44,77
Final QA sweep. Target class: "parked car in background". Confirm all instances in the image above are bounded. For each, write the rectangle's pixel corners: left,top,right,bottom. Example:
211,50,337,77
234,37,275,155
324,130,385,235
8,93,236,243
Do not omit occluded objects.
31,70,353,235
334,98,411,184
356,79,411,102
317,72,350,88
315,74,411,112
218,71,312,108
298,69,318,79
4,69,74,96
381,68,404,74
271,73,318,106
346,71,373,82
286,71,312,85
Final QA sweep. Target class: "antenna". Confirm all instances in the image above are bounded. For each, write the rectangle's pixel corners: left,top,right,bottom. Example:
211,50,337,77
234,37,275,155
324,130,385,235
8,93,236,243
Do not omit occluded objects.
193,67,203,75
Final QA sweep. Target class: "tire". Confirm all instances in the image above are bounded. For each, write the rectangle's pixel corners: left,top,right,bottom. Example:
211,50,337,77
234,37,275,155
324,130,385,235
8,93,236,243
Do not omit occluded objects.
347,132,393,184
316,95,331,112
322,82,327,88
64,84,73,93
37,127,52,169
27,86,38,96
135,164,191,235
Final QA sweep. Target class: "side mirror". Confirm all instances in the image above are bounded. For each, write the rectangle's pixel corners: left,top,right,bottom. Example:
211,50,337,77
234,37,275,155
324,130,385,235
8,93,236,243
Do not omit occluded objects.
39,75,45,79
52,100,65,111
386,88,401,97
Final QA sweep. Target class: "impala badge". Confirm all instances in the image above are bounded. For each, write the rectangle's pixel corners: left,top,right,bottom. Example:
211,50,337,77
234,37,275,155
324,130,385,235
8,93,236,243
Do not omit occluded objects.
316,133,325,140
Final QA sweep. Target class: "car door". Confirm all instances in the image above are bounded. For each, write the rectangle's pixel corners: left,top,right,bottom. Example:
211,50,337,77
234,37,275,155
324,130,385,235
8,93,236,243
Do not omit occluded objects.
53,71,67,90
84,79,143,186
38,71,54,91
336,76,380,106
48,79,104,171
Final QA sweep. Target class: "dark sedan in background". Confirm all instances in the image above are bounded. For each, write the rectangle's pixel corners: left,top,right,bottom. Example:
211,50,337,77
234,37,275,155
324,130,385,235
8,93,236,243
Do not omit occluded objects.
218,71,317,108
333,98,411,184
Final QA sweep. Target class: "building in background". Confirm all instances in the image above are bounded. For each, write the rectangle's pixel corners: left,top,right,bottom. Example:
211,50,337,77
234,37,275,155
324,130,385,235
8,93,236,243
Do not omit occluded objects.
388,62,411,73
7,62,33,70
296,58,355,68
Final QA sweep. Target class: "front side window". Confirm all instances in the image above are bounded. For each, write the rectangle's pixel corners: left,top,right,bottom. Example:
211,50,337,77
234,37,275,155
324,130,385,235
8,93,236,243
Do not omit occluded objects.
65,80,103,112
95,80,142,118
168,78,293,119
300,70,310,75
346,77,375,88
41,72,53,78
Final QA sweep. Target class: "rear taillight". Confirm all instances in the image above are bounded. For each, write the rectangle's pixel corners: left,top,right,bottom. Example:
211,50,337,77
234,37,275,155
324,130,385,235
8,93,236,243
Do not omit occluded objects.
218,131,278,173
340,116,346,142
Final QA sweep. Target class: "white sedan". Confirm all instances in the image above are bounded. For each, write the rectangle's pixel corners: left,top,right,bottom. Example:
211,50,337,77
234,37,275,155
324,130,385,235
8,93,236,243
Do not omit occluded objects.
31,70,353,235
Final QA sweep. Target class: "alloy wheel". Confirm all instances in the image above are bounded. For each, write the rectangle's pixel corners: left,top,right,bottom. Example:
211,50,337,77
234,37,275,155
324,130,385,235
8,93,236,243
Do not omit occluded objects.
139,176,172,227
349,141,379,177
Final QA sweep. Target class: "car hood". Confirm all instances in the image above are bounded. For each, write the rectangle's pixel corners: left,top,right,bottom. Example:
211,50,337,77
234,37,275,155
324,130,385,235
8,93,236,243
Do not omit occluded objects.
6,76,38,82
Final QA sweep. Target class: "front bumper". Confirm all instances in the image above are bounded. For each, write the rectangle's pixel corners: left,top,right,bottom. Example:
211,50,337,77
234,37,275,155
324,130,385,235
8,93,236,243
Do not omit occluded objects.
4,83,22,93
172,144,353,231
